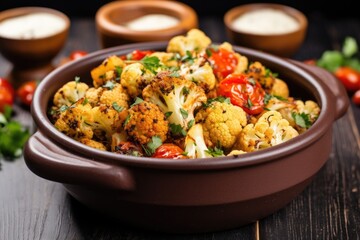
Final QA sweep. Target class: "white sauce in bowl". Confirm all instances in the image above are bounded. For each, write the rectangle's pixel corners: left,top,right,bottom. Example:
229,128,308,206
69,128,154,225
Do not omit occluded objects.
0,12,66,39
125,14,179,31
232,8,300,35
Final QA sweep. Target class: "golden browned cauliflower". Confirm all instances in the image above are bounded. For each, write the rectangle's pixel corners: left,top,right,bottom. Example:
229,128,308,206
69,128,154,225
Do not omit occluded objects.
142,71,207,132
124,101,169,145
234,111,299,152
90,55,125,88
120,62,155,98
270,78,289,98
179,56,216,92
54,98,94,140
149,52,179,68
246,61,275,91
195,100,247,150
53,80,89,108
167,28,211,56
79,138,107,151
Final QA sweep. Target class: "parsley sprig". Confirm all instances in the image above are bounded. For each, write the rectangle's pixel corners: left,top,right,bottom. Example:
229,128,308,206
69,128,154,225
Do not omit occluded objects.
0,107,30,161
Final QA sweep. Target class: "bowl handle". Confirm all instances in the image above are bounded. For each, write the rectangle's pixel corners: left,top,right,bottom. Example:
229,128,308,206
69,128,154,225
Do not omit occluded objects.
24,131,135,191
290,60,350,120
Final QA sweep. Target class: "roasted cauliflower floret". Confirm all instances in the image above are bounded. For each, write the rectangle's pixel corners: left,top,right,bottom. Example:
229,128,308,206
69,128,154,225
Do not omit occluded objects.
120,62,155,98
90,55,125,88
91,104,127,142
270,78,289,98
85,83,129,109
150,52,179,67
246,61,276,91
142,71,207,131
79,138,107,151
195,100,247,150
124,101,169,145
291,100,320,133
53,80,89,108
179,56,216,92
167,29,211,56
184,124,213,158
235,111,299,152
54,98,93,140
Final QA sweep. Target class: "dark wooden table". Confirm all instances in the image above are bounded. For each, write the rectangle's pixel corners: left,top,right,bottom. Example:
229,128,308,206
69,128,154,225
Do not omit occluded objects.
1,13,360,240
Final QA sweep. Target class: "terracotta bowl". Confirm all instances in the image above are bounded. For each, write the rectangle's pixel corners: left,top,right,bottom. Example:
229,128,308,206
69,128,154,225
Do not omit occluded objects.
224,3,307,58
0,7,70,89
24,42,349,234
95,0,198,48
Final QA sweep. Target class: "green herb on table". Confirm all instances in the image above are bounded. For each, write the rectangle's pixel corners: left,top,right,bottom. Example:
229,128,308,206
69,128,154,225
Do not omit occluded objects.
0,107,30,161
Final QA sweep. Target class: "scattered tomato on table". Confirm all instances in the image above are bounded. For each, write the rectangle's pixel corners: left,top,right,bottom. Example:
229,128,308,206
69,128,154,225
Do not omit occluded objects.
16,80,37,107
69,50,88,61
0,77,15,113
306,36,360,106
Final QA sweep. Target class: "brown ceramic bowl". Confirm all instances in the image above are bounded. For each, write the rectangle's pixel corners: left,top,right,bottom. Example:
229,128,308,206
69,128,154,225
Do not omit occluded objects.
224,3,307,58
95,0,198,48
24,42,349,234
0,7,70,89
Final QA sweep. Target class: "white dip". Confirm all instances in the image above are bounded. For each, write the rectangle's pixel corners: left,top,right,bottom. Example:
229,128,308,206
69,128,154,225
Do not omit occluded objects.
0,12,66,39
232,9,300,35
125,14,179,31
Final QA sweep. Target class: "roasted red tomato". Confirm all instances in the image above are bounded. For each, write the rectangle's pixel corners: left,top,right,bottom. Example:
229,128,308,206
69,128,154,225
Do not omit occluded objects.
0,77,15,112
352,89,360,106
334,66,360,92
122,49,154,60
69,50,88,61
207,47,238,79
217,73,265,115
303,59,317,65
16,80,37,106
152,143,188,159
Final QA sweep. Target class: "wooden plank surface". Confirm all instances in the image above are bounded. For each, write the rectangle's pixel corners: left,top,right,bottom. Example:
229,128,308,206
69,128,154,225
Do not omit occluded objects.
1,14,360,240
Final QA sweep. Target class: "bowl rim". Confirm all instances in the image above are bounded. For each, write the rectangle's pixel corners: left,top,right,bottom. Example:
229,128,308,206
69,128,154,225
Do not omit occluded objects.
31,41,333,170
0,6,70,41
95,0,198,37
224,3,308,37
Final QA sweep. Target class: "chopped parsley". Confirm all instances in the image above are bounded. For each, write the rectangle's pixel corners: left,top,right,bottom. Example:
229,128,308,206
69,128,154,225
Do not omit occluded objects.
141,56,161,74
292,112,312,128
143,136,162,156
112,102,124,112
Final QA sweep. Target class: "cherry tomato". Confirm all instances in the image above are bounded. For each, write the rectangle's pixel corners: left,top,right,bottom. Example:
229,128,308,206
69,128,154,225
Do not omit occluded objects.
16,80,37,106
303,59,317,65
0,78,15,112
207,47,238,79
122,50,154,60
334,66,360,92
217,73,266,115
69,50,88,61
352,89,360,106
152,143,188,159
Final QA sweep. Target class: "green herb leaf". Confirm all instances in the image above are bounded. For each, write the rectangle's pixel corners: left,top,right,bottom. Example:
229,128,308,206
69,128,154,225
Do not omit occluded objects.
102,81,115,90
112,102,124,112
180,108,188,119
0,112,30,159
169,123,186,137
316,50,344,72
75,76,80,83
115,66,123,81
143,136,162,156
292,112,312,128
342,36,358,58
165,111,173,118
205,146,224,157
130,97,143,107
141,56,161,74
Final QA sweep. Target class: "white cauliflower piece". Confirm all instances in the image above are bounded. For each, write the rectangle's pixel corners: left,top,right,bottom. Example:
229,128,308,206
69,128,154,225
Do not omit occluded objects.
53,80,89,107
235,111,299,152
167,29,211,56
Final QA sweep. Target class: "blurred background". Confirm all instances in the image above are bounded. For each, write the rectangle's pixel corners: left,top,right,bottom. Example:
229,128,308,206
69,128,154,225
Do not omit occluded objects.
0,0,357,19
